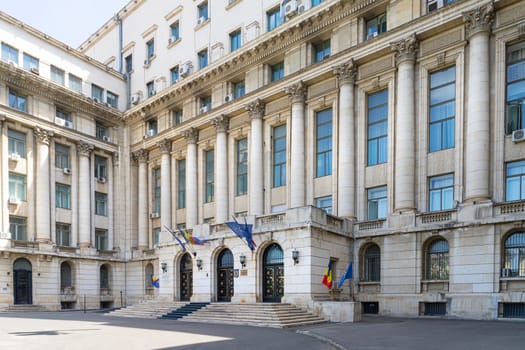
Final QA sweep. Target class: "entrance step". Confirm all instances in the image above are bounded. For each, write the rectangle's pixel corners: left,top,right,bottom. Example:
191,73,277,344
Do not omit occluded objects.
5,304,48,312
160,302,210,320
106,300,188,318
176,303,327,328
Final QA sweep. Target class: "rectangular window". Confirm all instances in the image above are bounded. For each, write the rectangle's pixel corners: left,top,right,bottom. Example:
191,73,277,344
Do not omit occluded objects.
172,109,183,125
171,66,179,84
178,159,186,209
147,119,158,136
236,138,248,195
50,65,65,86
9,216,27,241
125,54,133,73
9,90,27,112
314,39,331,63
55,183,71,209
146,81,155,97
170,21,180,41
273,124,287,187
429,174,454,211
91,84,104,102
23,53,39,72
367,89,388,166
267,7,281,31
198,2,209,20
95,192,108,216
68,74,82,93
55,107,73,128
506,41,525,134
2,43,18,63
9,173,26,201
368,186,387,220
316,196,332,214
56,223,71,246
8,129,26,157
366,13,387,40
106,91,118,108
95,229,108,250
230,29,242,52
201,95,212,111
146,39,155,59
55,143,70,169
153,167,161,214
96,122,109,140
506,160,525,201
205,150,214,203
427,0,456,13
312,0,325,6
271,61,284,82
153,227,161,245
94,155,108,179
233,80,245,99
429,66,455,152
316,108,333,177
198,49,208,69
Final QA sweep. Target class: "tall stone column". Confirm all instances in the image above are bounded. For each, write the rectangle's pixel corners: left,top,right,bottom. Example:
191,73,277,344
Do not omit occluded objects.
391,34,418,212
183,128,199,228
77,141,94,247
246,99,265,216
463,3,494,202
34,127,52,242
158,140,172,240
211,115,229,223
132,149,149,250
334,60,357,218
285,81,307,208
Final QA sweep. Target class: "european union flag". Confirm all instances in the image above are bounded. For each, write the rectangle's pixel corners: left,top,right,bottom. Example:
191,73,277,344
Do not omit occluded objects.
338,262,353,288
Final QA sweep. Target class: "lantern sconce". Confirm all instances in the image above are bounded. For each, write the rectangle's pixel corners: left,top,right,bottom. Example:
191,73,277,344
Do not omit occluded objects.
240,254,246,268
292,249,299,265
196,258,203,271
161,262,167,273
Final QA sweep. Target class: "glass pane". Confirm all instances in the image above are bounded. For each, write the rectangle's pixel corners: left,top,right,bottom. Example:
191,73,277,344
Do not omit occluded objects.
507,80,525,101
442,188,454,209
507,177,521,201
507,161,525,176
368,105,388,123
368,140,377,165
368,90,387,107
430,101,455,122
507,61,525,83
429,190,441,211
430,84,455,105
369,122,388,138
429,123,442,152
442,118,455,149
378,137,388,164
430,66,456,88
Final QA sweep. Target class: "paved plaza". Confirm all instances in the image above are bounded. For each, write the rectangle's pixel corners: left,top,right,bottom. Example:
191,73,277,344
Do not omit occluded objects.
0,312,524,350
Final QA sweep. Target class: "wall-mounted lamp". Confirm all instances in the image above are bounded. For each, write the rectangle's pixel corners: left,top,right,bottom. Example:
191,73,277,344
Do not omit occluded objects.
292,249,299,265
161,262,167,273
239,254,246,268
6,271,10,276
196,258,203,271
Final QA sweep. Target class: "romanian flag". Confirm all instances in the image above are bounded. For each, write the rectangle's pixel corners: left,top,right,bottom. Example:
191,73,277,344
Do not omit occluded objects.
322,260,333,289
181,229,207,245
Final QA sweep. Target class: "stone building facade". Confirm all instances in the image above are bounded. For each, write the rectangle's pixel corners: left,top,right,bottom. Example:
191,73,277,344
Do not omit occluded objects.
1,0,525,319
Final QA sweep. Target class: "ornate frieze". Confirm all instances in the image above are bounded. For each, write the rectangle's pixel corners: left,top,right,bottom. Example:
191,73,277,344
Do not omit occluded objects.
245,99,265,120
391,34,418,66
333,59,357,86
157,138,172,154
76,141,94,157
183,127,199,144
211,115,229,133
34,127,52,145
285,81,307,104
132,149,149,164
463,2,494,39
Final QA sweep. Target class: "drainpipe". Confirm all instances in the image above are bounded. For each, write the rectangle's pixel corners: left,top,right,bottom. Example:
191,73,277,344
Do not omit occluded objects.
114,14,123,73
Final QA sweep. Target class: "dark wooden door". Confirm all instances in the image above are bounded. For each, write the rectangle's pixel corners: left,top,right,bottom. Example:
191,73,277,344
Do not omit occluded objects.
14,270,32,304
217,268,234,302
180,254,193,301
263,265,284,302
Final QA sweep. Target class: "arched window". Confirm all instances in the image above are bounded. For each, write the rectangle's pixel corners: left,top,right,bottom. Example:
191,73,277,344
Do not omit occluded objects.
60,262,72,290
503,232,525,277
145,263,154,287
264,243,283,265
425,239,449,280
363,244,380,282
218,249,233,268
100,264,110,289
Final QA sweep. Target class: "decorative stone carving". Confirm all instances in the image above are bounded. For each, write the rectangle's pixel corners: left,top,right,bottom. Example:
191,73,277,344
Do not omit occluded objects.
34,127,52,145
183,127,199,144
113,151,119,166
76,141,94,157
463,2,494,39
245,99,265,120
211,115,229,133
157,139,172,154
391,34,418,65
333,59,357,86
132,149,149,163
285,81,307,104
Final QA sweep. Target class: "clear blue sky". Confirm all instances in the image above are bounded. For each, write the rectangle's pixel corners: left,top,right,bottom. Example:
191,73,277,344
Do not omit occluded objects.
1,0,130,48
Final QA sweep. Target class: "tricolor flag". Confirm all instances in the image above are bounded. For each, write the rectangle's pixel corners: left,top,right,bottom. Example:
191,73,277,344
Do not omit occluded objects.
151,274,159,288
322,260,333,289
338,262,353,288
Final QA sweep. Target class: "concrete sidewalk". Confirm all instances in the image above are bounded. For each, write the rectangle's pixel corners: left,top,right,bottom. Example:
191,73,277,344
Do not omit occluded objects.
300,316,525,350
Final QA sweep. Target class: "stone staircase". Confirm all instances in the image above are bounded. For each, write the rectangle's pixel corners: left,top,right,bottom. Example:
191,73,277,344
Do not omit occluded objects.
4,304,48,312
106,300,188,318
159,302,210,320
177,303,327,328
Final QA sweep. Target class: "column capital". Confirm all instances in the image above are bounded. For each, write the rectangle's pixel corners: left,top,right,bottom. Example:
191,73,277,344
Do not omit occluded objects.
183,127,199,144
285,81,307,104
132,149,149,164
76,141,94,157
157,138,172,154
333,59,357,86
463,2,494,39
211,114,229,133
34,127,53,145
391,34,418,66
245,99,265,120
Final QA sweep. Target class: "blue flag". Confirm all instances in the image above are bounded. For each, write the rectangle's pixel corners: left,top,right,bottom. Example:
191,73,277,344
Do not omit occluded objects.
151,274,159,288
338,262,353,288
164,225,186,251
226,217,256,251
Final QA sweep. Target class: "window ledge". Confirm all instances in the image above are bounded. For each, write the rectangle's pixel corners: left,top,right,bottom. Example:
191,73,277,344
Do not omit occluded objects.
194,18,210,30
167,38,182,49
225,0,242,10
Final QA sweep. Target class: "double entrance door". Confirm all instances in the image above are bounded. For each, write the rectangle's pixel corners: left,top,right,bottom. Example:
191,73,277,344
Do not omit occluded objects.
180,254,193,301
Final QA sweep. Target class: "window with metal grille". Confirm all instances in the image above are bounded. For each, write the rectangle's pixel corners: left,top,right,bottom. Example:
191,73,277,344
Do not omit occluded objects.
363,244,381,282
424,302,446,316
425,239,449,280
362,302,379,314
503,232,525,277
502,303,525,318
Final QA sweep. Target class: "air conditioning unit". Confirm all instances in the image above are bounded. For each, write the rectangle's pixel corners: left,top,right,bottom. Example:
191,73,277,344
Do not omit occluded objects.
30,67,39,75
366,31,378,40
284,0,298,17
131,94,141,105
8,197,20,205
150,89,156,96
63,168,72,175
144,59,151,67
9,153,20,161
102,135,111,142
502,268,512,278
97,176,107,183
512,129,525,142
197,16,206,25
150,212,160,219
64,120,73,128
200,105,209,114
224,94,234,103
55,117,66,127
168,36,177,44
93,97,100,103
297,4,306,13
179,63,191,77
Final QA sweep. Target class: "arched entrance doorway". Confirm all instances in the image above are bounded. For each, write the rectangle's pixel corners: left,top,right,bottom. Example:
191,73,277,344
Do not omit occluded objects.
263,243,284,302
13,258,32,305
217,249,234,302
180,253,193,301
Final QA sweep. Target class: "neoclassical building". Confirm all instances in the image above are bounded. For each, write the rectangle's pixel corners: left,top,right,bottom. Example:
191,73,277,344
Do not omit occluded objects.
1,0,525,320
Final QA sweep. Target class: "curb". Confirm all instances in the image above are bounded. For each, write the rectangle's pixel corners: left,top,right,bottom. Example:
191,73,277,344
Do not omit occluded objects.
296,329,348,350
